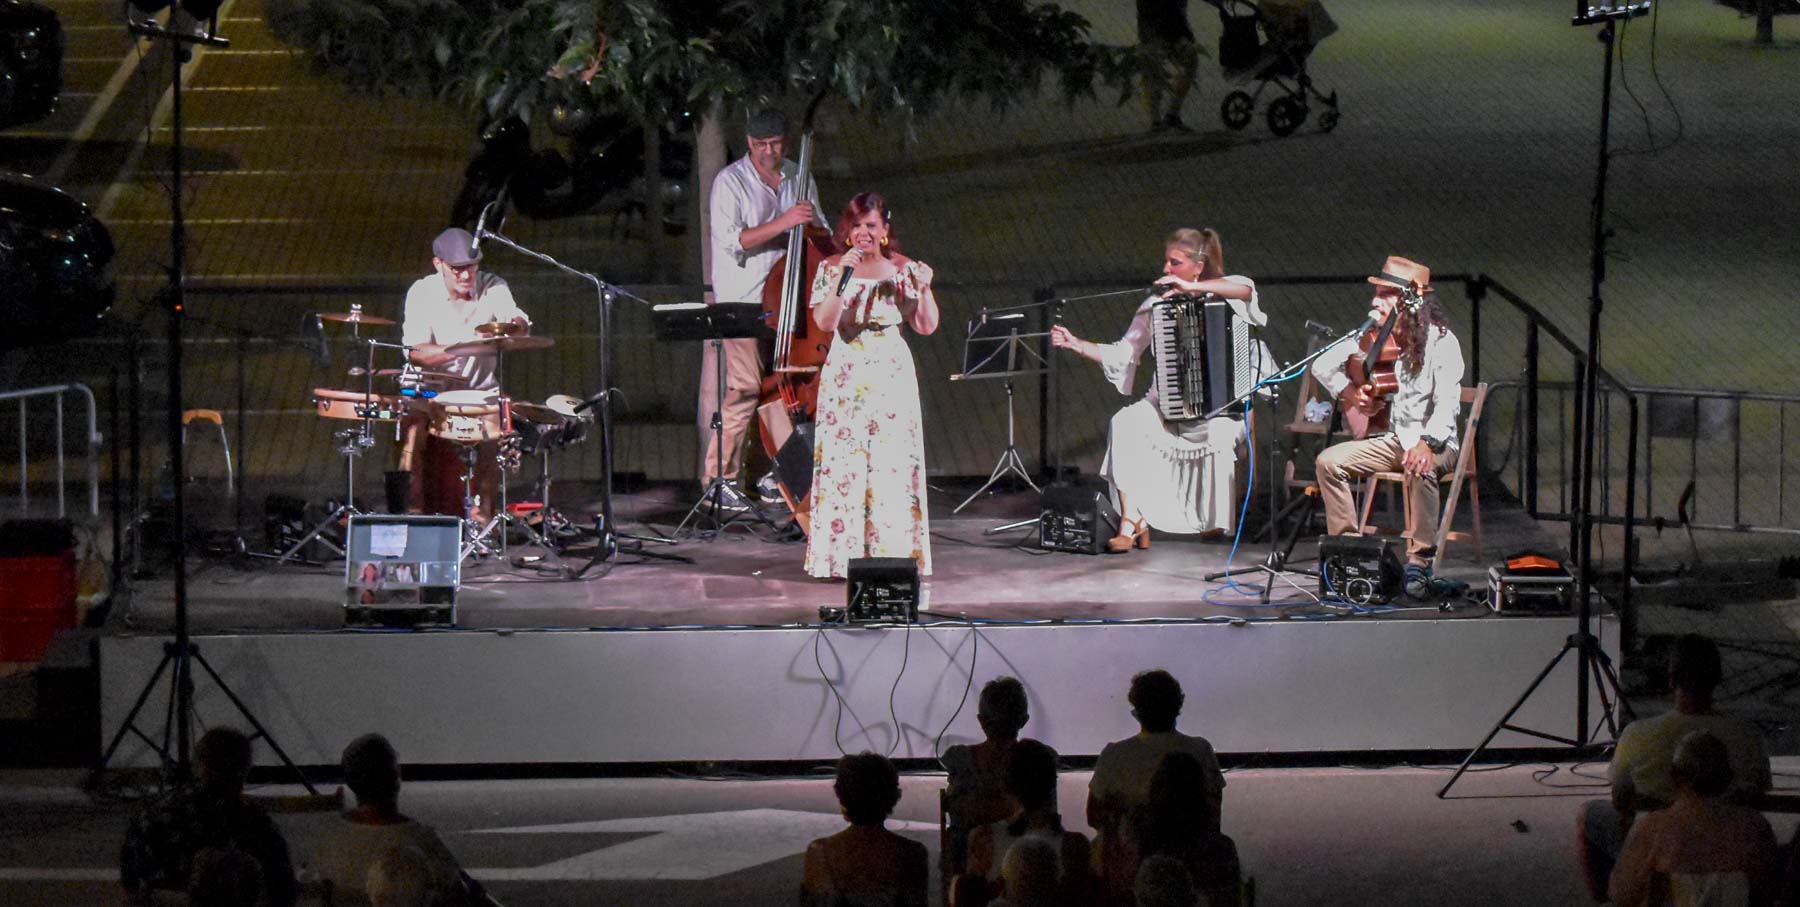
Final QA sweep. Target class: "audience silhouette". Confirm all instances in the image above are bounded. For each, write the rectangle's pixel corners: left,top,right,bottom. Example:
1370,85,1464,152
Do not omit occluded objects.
943,677,1032,880
119,726,298,907
1578,635,1771,902
1608,731,1779,907
801,751,931,907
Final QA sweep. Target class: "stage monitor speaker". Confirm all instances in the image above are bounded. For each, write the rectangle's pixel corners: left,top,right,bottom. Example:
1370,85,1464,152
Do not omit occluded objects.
1039,475,1117,555
1317,535,1404,605
344,514,463,628
845,556,919,623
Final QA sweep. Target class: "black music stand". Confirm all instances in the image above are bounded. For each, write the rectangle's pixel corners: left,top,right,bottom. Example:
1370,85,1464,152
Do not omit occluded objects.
951,312,1048,514
656,303,784,537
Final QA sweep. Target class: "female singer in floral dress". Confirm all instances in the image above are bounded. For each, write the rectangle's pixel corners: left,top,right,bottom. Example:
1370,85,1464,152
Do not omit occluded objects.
1051,228,1273,553
804,192,940,579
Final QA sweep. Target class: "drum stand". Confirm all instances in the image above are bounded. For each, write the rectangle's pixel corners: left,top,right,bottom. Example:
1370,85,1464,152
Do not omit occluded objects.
271,423,372,566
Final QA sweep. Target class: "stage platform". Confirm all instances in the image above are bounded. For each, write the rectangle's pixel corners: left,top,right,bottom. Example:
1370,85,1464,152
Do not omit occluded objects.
100,485,1621,767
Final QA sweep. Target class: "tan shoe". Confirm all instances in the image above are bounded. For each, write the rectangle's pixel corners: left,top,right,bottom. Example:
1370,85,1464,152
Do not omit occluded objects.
1106,518,1150,553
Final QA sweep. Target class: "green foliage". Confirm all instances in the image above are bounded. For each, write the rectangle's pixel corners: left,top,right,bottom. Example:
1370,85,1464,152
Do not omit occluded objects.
271,0,1139,128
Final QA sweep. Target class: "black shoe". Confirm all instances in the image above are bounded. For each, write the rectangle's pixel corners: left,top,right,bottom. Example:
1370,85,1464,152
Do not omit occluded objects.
1161,113,1193,133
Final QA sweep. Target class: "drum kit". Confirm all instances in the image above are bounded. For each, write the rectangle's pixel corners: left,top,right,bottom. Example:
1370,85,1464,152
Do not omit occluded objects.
279,308,591,569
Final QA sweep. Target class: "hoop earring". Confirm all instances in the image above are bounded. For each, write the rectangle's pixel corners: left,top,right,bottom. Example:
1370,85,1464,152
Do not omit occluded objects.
879,235,889,247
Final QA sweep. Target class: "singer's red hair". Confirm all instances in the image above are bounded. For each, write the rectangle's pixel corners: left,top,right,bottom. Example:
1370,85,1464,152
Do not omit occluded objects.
834,191,900,257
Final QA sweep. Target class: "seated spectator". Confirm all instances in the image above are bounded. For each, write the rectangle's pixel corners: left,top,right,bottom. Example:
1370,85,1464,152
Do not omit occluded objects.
187,845,264,907
1134,855,1199,907
1110,753,1241,907
367,845,436,907
990,836,1060,907
1578,635,1771,902
943,677,1032,877
961,739,1093,906
1088,670,1225,875
316,733,471,906
1608,731,1779,907
120,726,298,907
801,751,929,907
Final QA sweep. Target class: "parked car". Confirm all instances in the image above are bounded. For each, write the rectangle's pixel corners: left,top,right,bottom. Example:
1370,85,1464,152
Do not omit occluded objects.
0,172,115,348
0,0,60,130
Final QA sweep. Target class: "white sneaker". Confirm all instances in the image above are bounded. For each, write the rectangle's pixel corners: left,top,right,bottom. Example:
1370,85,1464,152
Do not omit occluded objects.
755,471,788,506
711,481,754,513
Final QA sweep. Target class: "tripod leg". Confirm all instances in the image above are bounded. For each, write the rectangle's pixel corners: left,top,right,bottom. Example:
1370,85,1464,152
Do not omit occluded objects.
89,649,177,785
1438,642,1580,798
189,649,317,794
271,504,351,566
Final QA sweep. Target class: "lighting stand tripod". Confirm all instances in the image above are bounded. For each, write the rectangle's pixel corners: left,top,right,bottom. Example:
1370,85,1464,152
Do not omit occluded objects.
953,312,1047,514
96,5,312,792
1437,1,1647,798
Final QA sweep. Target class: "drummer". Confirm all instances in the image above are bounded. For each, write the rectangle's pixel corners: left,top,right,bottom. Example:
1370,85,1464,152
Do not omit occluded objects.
403,227,531,390
395,227,532,519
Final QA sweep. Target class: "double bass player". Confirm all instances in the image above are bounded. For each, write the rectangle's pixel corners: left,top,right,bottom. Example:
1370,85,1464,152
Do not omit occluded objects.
700,108,827,509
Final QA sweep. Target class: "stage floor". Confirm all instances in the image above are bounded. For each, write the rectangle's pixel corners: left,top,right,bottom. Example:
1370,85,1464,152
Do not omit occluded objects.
120,483,1571,632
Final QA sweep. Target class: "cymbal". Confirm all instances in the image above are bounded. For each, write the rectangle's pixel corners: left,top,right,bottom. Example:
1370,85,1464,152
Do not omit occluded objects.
474,320,524,337
444,335,554,356
319,311,395,326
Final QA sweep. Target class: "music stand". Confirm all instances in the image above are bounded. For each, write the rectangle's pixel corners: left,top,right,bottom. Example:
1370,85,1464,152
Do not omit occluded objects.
655,303,783,537
951,312,1048,513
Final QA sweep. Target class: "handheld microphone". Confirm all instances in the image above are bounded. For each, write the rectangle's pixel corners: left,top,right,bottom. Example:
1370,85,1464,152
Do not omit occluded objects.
836,267,855,297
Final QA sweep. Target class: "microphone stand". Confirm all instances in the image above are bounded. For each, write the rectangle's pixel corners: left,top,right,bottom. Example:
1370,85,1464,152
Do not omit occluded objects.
1203,322,1368,601
471,226,686,573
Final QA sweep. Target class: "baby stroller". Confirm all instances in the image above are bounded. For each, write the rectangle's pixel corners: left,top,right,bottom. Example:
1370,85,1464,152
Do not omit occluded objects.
1202,0,1340,136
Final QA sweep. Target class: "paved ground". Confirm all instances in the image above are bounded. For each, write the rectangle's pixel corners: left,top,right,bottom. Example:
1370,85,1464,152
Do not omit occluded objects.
6,759,1798,907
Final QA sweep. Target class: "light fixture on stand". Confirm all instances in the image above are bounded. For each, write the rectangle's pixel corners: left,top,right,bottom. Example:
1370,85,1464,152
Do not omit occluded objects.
91,3,313,793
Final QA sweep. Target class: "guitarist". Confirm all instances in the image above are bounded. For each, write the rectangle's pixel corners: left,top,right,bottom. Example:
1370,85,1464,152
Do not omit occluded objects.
1309,256,1465,598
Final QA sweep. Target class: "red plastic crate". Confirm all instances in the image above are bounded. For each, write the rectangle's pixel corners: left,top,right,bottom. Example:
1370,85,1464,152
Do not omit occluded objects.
0,553,77,662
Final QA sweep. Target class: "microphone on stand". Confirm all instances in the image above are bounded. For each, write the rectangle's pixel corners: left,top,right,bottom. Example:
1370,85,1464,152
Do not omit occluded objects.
311,314,331,365
472,199,493,255
1354,308,1384,337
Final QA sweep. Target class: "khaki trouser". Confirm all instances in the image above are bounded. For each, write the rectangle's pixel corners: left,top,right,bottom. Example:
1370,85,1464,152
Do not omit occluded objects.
695,337,764,484
1315,435,1460,566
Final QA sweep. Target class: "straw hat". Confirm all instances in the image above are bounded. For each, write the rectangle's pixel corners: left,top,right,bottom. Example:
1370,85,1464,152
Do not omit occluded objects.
1368,255,1431,291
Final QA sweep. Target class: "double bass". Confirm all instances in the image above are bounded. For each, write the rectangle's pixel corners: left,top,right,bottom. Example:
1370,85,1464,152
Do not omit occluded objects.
755,133,837,536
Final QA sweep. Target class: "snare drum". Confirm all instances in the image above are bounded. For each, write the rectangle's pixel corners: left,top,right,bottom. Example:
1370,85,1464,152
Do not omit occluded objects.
313,388,404,422
429,389,510,443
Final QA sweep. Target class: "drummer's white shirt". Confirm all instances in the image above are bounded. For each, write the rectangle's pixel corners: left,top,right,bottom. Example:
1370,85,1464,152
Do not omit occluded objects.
400,271,529,391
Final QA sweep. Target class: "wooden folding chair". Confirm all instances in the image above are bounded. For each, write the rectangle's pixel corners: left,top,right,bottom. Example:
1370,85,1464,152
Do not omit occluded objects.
1356,383,1489,572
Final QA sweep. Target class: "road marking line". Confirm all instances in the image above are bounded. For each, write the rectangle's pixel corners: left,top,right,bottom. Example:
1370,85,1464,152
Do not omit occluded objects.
45,39,150,185
96,0,240,220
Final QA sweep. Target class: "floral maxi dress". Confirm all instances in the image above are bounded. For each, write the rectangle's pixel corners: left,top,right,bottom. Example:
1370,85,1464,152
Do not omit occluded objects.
804,261,933,578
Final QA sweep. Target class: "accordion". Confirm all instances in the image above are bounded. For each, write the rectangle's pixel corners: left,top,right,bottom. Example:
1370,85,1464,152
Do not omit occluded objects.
1149,294,1258,421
